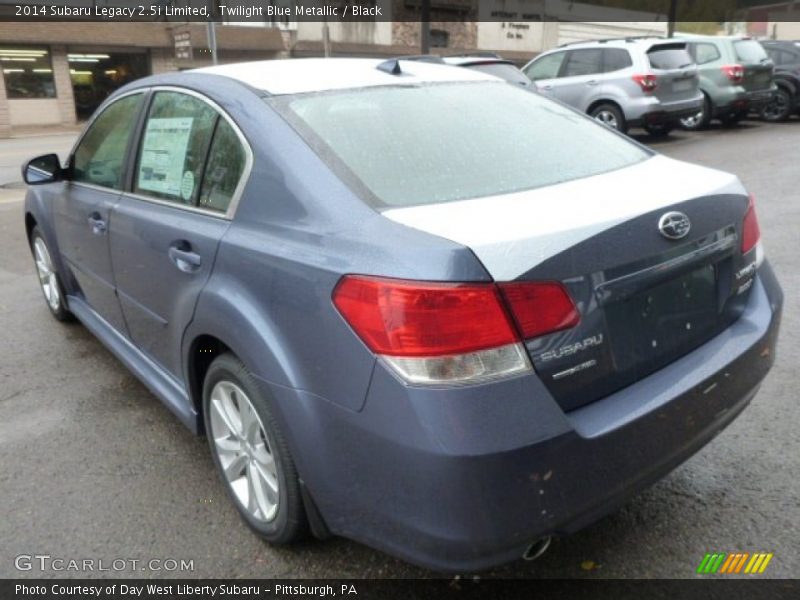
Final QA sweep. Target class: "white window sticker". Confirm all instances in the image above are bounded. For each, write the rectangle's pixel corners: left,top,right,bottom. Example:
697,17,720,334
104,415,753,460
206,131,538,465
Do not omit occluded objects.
180,171,195,201
138,117,193,197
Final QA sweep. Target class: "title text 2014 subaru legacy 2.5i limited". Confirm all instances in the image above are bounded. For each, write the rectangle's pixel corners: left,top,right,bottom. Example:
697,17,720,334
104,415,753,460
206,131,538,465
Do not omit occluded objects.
22,59,782,572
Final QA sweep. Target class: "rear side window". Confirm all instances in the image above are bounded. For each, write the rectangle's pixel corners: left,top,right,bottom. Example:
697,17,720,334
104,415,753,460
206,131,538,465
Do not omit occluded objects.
562,49,603,77
198,119,247,213
692,43,721,65
525,52,566,80
135,91,217,204
603,49,632,72
647,45,693,70
734,40,768,63
72,93,143,190
274,82,649,208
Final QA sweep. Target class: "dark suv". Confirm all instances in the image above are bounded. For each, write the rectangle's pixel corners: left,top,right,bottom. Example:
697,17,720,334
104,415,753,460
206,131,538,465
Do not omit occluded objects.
760,40,800,121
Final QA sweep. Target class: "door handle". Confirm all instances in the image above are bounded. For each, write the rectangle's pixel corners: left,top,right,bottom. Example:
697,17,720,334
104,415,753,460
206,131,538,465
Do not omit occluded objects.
87,212,106,236
586,80,599,86
168,242,202,273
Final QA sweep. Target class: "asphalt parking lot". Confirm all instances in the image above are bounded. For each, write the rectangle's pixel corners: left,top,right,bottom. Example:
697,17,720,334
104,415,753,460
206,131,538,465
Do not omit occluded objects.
1,119,798,579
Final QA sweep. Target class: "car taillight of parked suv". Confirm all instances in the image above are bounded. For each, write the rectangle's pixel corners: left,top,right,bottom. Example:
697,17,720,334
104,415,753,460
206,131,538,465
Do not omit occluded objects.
677,35,777,129
522,37,703,137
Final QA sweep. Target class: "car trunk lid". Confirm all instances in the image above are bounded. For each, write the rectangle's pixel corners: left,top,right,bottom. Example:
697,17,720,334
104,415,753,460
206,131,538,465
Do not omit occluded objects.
646,42,699,101
383,156,758,412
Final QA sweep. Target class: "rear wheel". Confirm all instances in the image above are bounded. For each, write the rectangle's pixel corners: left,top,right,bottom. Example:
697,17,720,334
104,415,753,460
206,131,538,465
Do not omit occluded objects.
203,353,307,544
30,227,73,322
643,123,674,138
761,87,793,122
680,95,711,131
590,104,627,134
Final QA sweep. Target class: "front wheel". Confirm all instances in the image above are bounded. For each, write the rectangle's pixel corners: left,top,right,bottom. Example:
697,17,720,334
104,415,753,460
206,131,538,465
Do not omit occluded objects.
30,226,73,322
203,353,307,544
761,88,793,122
590,104,627,134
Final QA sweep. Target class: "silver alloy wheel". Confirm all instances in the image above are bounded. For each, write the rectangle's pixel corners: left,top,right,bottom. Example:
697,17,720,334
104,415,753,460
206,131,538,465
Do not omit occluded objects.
593,109,619,130
209,380,279,522
680,109,703,129
33,237,60,311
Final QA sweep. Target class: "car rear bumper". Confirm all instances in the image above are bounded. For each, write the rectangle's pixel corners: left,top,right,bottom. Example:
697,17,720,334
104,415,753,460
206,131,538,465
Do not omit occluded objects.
265,262,782,573
626,93,704,127
714,86,777,115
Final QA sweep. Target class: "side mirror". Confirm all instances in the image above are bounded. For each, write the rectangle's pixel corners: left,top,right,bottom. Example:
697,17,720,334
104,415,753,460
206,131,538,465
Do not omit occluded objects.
22,153,63,185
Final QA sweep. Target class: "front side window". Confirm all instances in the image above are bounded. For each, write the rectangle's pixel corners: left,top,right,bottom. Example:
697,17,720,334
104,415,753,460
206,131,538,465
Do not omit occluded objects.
274,82,649,208
525,52,566,81
135,91,217,205
0,46,56,99
72,93,144,190
562,49,603,78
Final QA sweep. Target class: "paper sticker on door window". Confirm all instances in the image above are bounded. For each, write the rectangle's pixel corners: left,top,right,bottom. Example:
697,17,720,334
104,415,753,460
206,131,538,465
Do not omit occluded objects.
138,117,193,197
180,170,195,201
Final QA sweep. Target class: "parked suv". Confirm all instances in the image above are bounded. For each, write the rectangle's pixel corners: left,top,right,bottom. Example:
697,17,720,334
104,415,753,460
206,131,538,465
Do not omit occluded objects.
759,40,800,121
677,35,776,129
22,59,782,572
522,38,703,136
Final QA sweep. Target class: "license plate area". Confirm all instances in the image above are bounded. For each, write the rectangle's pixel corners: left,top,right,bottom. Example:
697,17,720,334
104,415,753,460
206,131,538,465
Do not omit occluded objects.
672,79,693,92
605,265,718,371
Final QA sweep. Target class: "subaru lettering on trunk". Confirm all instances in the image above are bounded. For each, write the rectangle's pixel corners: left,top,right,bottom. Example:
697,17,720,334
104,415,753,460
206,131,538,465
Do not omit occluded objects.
22,58,782,572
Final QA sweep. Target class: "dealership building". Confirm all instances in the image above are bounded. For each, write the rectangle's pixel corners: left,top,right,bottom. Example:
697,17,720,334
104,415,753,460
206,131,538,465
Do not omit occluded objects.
0,22,286,137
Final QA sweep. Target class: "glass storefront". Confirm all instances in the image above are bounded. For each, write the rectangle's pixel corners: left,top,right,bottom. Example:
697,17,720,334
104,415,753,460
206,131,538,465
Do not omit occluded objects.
0,46,56,99
68,51,150,119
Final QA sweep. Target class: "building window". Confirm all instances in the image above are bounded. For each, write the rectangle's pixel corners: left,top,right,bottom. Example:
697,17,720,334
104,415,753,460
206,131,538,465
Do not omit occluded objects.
430,30,450,48
0,47,56,99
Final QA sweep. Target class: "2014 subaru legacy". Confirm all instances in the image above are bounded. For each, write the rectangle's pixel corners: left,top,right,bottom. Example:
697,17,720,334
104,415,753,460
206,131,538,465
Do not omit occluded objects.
22,59,782,572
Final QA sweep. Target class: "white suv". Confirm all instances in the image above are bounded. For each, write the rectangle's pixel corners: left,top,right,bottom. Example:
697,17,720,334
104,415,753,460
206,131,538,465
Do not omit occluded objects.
523,37,704,136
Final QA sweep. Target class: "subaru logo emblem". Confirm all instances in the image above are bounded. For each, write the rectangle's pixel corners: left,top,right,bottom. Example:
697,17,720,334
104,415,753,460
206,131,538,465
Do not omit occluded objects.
658,211,691,240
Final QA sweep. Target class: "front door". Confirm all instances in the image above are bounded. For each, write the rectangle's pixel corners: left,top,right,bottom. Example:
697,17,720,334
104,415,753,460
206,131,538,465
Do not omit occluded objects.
54,92,145,334
109,90,248,378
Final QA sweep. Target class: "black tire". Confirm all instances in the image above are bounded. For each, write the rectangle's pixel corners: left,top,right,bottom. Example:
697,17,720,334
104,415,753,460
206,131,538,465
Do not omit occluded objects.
203,353,307,544
589,103,627,134
30,226,74,322
761,87,793,122
680,95,711,131
643,123,675,137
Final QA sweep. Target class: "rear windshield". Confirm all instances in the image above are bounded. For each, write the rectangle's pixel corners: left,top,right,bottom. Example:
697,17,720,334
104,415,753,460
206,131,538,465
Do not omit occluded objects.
734,40,768,63
271,82,649,208
465,63,531,86
647,45,693,70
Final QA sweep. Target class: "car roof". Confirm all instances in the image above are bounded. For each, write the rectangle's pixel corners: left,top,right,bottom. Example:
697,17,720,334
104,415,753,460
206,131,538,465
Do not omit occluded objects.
442,56,515,67
554,37,679,51
193,58,497,96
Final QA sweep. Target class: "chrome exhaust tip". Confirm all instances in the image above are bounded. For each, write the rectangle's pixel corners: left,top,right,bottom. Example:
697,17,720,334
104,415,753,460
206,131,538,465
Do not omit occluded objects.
522,536,551,561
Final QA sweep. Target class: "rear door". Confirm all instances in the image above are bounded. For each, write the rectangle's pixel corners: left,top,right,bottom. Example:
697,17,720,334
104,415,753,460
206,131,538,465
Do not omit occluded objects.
54,92,145,334
551,48,605,110
109,89,250,379
645,42,699,103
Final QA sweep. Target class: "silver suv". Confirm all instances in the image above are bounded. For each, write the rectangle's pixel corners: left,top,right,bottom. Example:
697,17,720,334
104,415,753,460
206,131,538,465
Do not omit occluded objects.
522,38,703,136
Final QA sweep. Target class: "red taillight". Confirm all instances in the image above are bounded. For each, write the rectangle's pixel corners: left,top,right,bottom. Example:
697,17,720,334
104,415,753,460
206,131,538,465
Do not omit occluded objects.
332,276,518,357
742,194,761,254
498,281,581,340
632,73,658,93
333,276,580,359
721,64,744,84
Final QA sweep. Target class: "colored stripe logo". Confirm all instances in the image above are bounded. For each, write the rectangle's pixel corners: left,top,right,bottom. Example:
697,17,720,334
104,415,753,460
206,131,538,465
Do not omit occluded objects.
697,552,773,574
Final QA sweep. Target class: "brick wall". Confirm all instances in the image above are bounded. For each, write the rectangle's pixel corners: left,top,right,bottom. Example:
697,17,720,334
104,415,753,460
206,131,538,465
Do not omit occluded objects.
50,46,77,126
391,22,477,50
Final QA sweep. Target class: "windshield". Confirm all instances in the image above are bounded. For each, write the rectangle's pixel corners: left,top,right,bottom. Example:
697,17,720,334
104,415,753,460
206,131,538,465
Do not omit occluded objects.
734,40,768,63
272,81,649,208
